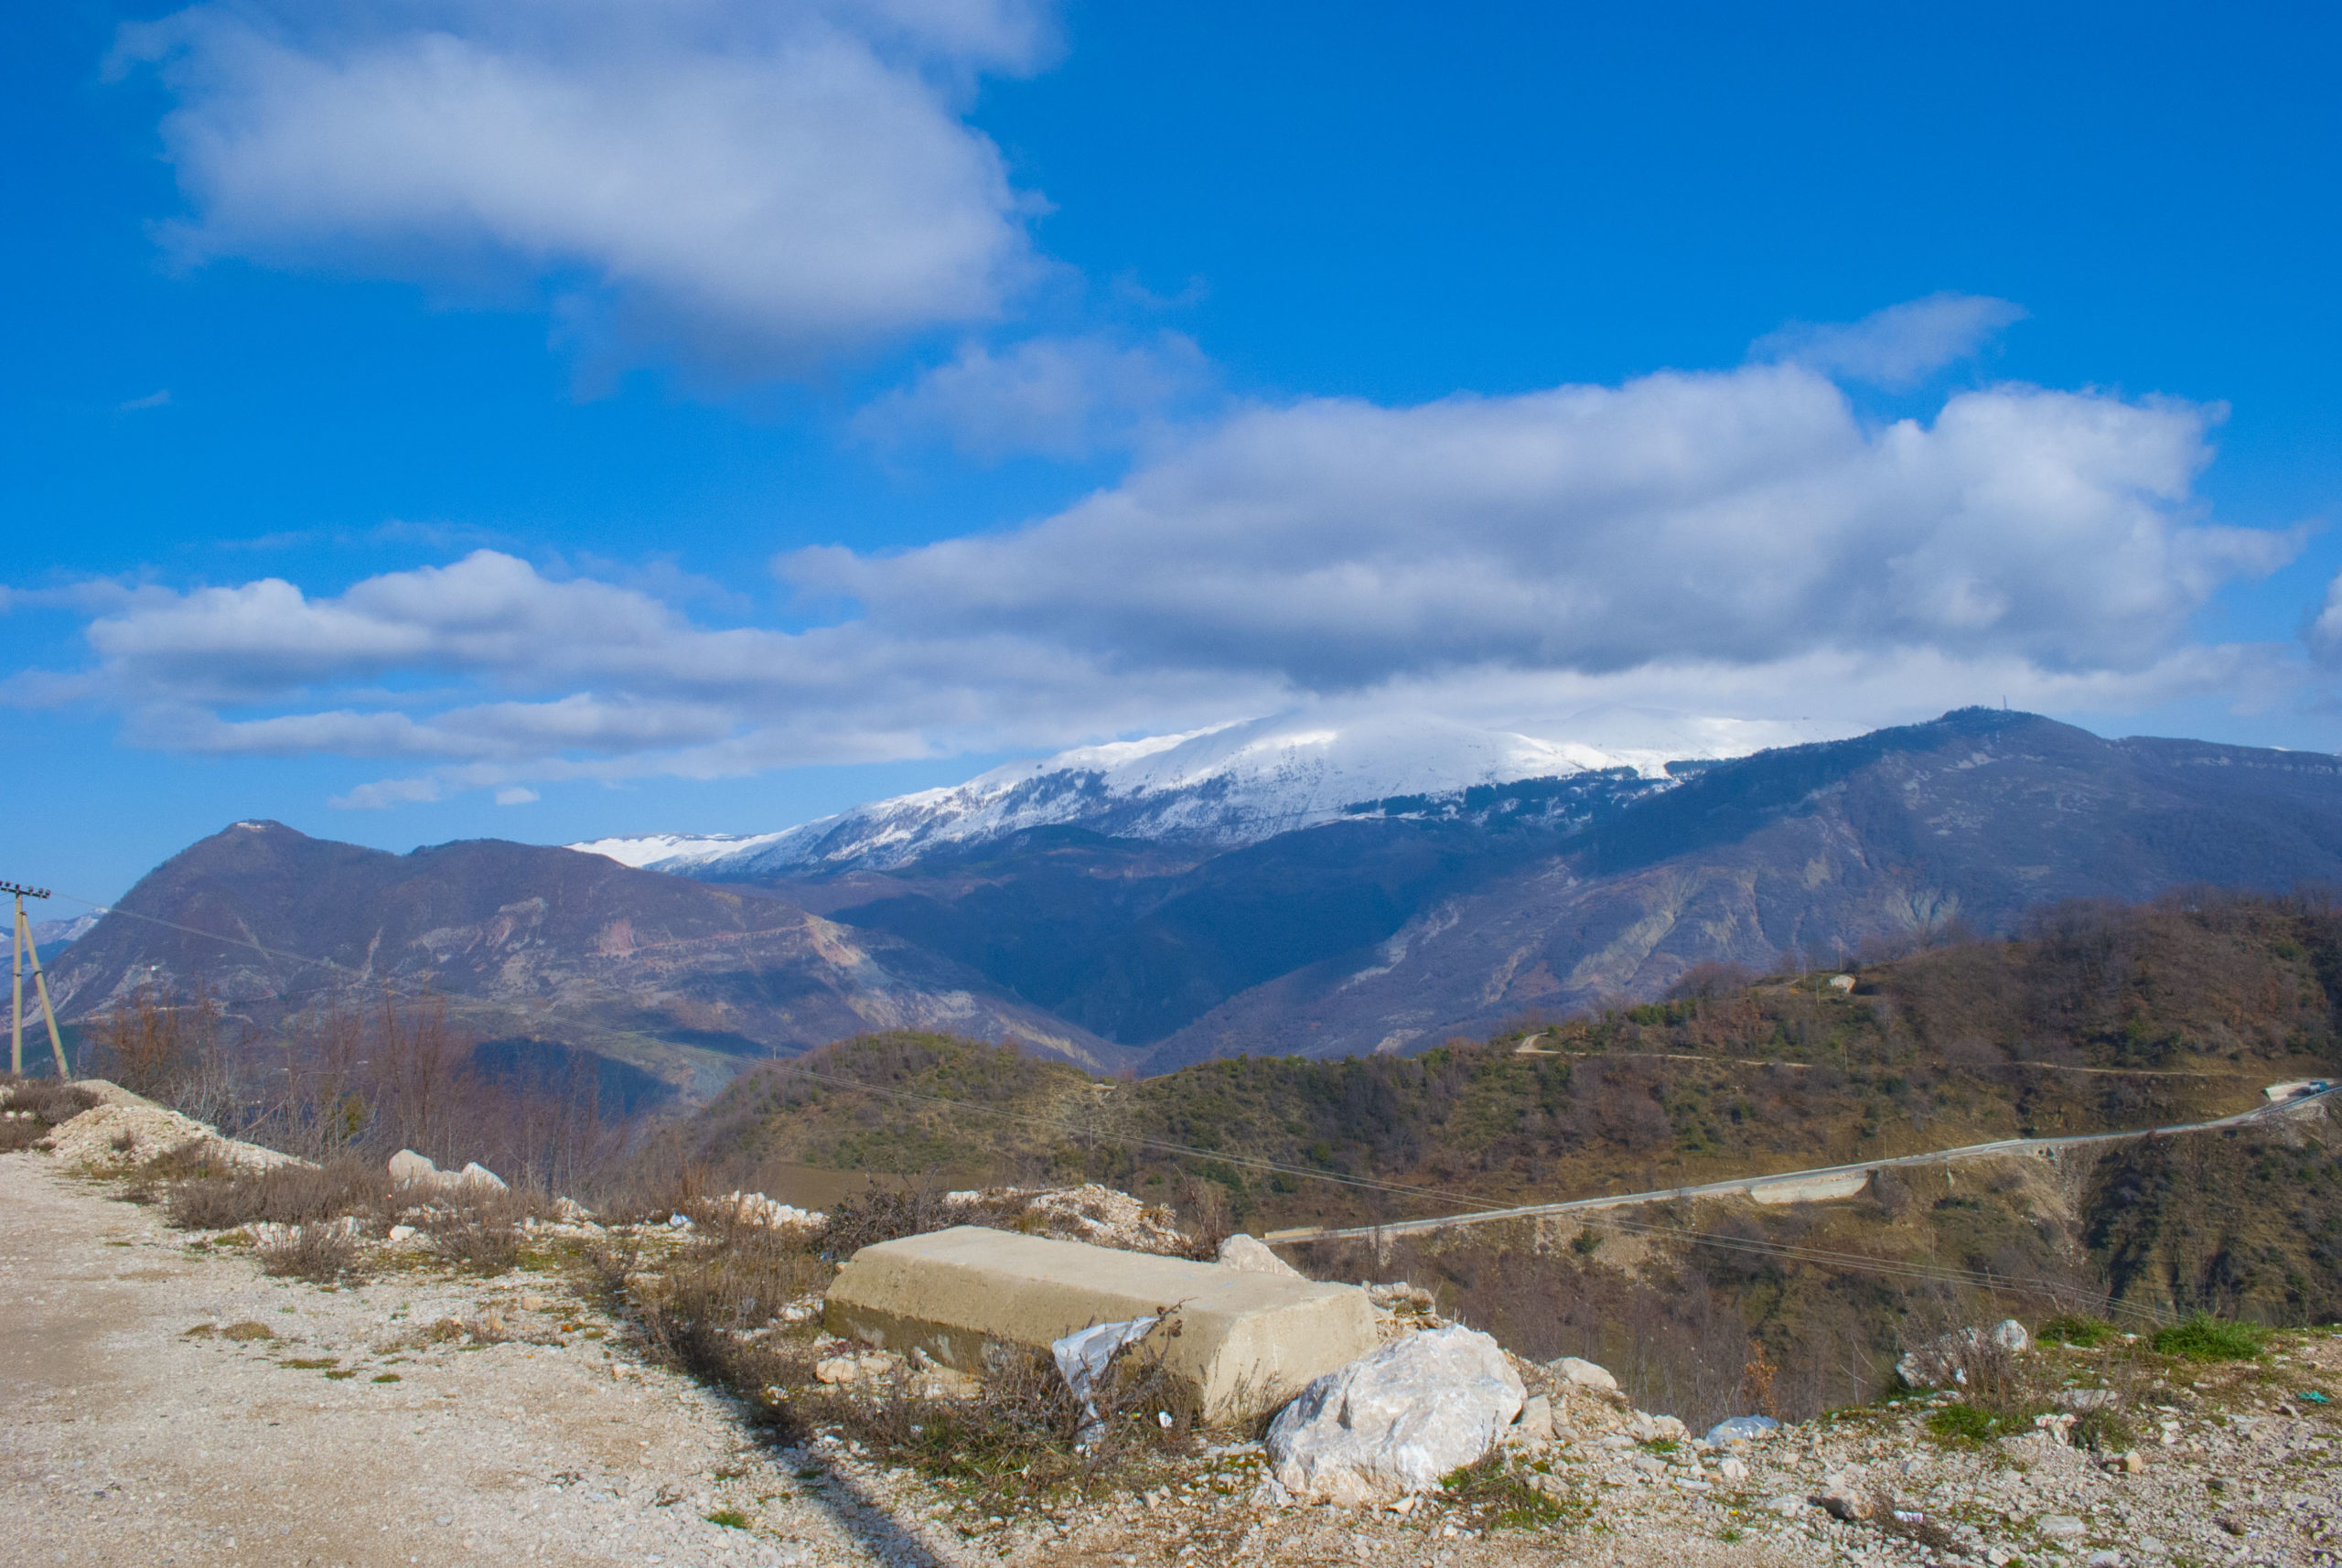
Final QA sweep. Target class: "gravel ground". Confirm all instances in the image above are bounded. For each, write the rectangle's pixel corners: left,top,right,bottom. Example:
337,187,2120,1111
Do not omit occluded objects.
9,1140,2337,1568
0,1150,972,1568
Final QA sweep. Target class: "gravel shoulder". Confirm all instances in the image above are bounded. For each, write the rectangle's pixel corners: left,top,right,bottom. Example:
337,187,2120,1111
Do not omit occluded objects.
0,1150,940,1568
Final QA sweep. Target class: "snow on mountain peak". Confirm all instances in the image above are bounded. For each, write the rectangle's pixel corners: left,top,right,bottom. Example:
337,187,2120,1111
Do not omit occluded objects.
568,708,1799,877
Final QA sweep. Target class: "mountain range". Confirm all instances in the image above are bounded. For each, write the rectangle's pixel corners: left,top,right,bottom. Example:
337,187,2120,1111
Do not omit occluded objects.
45,706,2342,1101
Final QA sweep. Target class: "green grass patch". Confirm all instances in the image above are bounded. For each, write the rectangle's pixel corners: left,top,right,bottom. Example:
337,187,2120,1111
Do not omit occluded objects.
2037,1314,2115,1348
2152,1314,2269,1361
705,1509,750,1530
221,1321,274,1342
1926,1403,2044,1444
371,1372,401,1383
282,1357,337,1369
1438,1454,1576,1530
324,1369,356,1380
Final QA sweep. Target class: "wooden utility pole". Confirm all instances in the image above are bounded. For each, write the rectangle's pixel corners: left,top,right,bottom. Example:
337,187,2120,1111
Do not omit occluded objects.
5,882,69,1079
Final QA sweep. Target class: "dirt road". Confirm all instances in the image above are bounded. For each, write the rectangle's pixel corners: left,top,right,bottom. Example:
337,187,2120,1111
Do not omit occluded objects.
0,1152,940,1568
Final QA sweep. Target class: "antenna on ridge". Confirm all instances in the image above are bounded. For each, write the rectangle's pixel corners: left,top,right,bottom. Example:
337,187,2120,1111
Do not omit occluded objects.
3,881,69,1079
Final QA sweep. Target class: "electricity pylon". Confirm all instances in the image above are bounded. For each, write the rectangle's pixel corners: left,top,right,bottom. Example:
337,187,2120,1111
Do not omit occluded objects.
5,882,69,1079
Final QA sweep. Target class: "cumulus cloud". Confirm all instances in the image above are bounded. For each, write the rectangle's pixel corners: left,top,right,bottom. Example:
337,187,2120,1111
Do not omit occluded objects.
120,0,1057,373
1755,293,2026,389
794,362,2288,686
5,362,2304,806
854,331,1217,458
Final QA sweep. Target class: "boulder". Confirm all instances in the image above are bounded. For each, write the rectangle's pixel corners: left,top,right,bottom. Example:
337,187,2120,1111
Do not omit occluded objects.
1550,1356,1618,1393
389,1149,438,1184
459,1161,507,1192
1266,1325,1525,1505
1512,1393,1554,1443
1217,1233,1302,1277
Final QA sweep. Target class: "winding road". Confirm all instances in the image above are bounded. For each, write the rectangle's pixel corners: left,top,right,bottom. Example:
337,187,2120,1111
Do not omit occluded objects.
1262,1079,2337,1245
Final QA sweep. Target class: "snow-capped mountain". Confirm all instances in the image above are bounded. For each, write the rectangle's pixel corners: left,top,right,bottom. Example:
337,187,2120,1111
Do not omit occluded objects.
570,708,1807,878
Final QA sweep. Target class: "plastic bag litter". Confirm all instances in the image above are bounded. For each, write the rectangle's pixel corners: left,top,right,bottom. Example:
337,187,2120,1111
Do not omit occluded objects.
1051,1316,1158,1446
1704,1414,1782,1444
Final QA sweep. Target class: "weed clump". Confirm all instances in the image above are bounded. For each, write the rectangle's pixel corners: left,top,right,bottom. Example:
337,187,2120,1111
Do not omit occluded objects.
256,1220,365,1283
220,1321,275,1342
2152,1314,2268,1361
2038,1314,2116,1348
1438,1453,1578,1530
1926,1403,2036,1444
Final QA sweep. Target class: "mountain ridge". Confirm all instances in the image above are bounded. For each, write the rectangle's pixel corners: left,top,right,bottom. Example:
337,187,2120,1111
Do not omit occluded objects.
569,708,1804,877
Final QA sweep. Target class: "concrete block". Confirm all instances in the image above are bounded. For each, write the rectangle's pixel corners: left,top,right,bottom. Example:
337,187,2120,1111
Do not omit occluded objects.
1746,1169,1870,1204
823,1224,1378,1422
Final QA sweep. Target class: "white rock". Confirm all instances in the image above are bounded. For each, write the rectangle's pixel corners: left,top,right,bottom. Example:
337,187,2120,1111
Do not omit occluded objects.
1550,1356,1618,1393
389,1149,438,1184
1513,1393,1554,1443
1267,1324,1526,1505
1991,1318,2031,1353
1216,1233,1302,1277
459,1161,508,1192
1717,1456,1749,1484
386,1224,419,1244
2037,1514,2086,1539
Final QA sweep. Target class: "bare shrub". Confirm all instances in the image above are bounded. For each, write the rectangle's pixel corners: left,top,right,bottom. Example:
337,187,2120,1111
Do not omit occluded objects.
163,1158,387,1231
0,1075,98,1151
815,1179,959,1258
256,1221,364,1283
425,1212,521,1273
830,1340,1196,1505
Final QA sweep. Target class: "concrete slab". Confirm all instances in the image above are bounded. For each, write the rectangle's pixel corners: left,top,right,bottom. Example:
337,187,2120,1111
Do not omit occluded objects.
823,1225,1378,1422
1746,1169,1871,1204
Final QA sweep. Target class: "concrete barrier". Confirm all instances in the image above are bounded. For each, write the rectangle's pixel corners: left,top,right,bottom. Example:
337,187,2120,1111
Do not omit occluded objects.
823,1225,1379,1422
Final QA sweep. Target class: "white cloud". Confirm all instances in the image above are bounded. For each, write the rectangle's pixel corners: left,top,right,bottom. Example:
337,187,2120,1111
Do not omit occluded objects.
119,390,173,412
1754,294,2026,390
854,331,1217,457
794,362,2290,686
5,360,2307,807
494,786,539,805
120,0,1057,373
2304,571,2342,663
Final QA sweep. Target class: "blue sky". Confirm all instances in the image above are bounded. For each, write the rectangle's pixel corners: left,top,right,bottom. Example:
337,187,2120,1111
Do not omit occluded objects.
5,1,2340,902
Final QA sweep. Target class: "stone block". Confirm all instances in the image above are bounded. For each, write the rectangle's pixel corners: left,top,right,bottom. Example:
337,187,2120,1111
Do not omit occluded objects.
823,1224,1378,1422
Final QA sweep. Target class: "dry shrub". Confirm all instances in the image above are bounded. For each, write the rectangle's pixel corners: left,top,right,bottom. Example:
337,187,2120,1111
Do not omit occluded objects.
0,1077,99,1152
257,1221,364,1283
421,1207,523,1273
815,1181,959,1258
829,1340,1197,1505
163,1158,387,1231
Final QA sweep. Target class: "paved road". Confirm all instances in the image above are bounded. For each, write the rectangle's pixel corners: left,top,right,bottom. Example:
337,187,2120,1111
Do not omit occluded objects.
1262,1082,2339,1245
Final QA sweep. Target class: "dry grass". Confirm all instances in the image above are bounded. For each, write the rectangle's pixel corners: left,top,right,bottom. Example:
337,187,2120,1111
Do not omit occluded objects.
0,1076,99,1152
256,1221,365,1283
162,1158,390,1230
